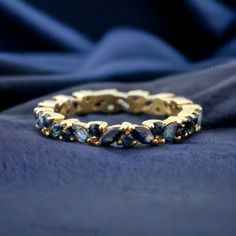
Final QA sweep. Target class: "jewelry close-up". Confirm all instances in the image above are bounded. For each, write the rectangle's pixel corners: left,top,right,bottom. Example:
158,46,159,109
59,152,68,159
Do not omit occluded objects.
34,89,202,148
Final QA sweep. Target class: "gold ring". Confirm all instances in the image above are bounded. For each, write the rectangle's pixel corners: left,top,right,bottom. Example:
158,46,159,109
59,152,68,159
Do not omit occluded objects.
34,89,202,148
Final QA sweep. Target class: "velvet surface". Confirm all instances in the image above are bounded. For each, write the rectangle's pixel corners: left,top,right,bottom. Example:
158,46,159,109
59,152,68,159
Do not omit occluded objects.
0,1,236,236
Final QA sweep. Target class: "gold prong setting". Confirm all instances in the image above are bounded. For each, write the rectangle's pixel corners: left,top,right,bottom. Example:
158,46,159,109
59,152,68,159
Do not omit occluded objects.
34,90,202,148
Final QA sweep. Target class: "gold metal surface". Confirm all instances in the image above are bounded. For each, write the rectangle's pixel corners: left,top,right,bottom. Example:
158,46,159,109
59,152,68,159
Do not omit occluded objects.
34,89,202,147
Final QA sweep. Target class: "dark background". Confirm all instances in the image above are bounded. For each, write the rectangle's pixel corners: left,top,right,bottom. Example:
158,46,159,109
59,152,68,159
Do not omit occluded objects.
1,0,236,60
0,1,236,236
1,0,236,110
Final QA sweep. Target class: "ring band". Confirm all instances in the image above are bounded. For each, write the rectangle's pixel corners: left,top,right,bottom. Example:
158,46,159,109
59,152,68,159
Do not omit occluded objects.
34,89,202,148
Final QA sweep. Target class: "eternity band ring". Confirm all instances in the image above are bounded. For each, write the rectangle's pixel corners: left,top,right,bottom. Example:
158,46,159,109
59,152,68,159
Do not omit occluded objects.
34,89,202,148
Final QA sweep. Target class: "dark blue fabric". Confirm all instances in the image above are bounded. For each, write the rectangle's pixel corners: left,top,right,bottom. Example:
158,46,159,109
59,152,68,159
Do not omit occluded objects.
0,1,236,236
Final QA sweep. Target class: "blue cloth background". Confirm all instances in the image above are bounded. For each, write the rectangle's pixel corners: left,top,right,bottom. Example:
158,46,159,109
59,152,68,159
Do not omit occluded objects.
0,0,236,235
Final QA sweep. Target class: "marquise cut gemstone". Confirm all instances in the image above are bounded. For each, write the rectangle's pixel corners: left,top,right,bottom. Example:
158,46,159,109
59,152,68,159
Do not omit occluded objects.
89,124,101,137
152,122,165,136
184,118,195,135
37,113,44,129
133,126,154,144
100,127,121,146
163,123,178,142
72,125,89,143
37,112,52,129
50,123,62,138
62,127,74,141
194,111,202,125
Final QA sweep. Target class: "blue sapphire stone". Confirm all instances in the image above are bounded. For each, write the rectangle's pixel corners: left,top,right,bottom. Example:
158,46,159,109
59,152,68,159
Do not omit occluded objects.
37,112,52,129
100,127,121,146
62,127,74,141
37,113,44,129
184,118,195,135
193,111,202,125
133,126,154,144
120,133,135,148
176,127,187,138
89,124,101,137
163,122,178,143
72,125,89,143
50,123,62,138
152,122,165,136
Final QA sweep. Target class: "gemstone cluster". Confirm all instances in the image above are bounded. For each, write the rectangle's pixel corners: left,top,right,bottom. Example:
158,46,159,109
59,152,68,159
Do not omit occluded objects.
34,90,202,148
